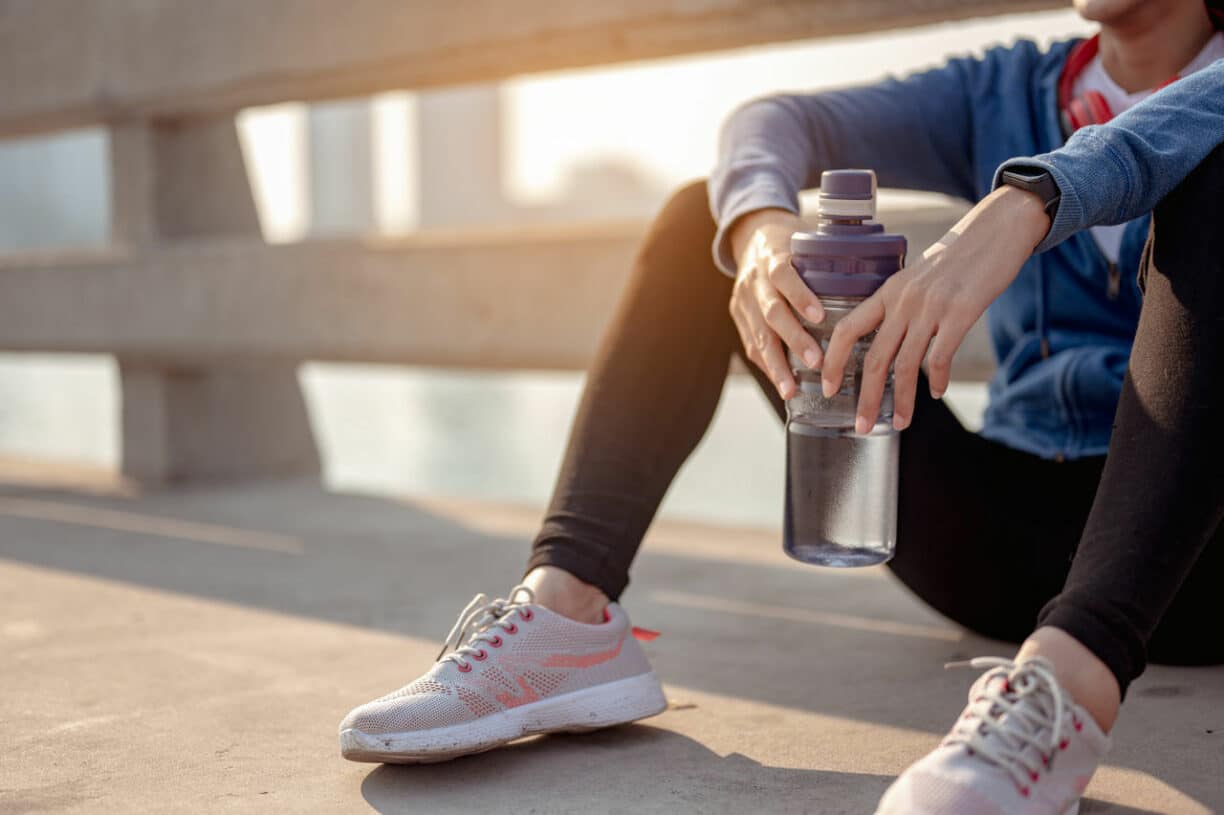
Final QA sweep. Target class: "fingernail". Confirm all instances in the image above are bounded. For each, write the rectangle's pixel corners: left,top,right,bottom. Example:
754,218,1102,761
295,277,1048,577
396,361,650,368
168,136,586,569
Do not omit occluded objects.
803,349,821,369
930,388,944,400
822,379,836,399
893,415,909,431
805,306,824,323
855,416,870,435
778,380,793,399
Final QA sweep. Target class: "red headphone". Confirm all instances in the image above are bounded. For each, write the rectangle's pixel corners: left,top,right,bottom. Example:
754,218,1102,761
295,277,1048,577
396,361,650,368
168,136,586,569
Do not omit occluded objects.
1058,35,1179,137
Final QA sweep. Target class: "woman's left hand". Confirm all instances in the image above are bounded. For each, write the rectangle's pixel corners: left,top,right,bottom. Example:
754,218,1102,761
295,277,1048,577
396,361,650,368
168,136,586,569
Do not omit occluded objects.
819,185,1053,434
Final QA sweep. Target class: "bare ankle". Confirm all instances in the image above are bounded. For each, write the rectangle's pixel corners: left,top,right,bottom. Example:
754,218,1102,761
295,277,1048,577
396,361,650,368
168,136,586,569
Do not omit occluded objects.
522,566,609,624
1016,626,1121,733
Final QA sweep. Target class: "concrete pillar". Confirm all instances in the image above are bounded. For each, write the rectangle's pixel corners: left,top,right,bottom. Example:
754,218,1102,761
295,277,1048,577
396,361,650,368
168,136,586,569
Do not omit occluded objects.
110,116,320,485
307,101,376,235
0,130,108,251
416,85,507,227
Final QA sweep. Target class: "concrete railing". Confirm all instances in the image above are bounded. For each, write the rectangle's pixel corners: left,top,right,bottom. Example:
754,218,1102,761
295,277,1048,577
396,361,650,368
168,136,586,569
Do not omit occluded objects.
0,0,1050,483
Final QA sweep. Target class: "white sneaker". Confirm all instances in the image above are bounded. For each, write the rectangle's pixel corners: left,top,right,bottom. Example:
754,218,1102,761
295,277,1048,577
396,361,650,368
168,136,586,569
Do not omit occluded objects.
339,585,667,763
875,657,1111,815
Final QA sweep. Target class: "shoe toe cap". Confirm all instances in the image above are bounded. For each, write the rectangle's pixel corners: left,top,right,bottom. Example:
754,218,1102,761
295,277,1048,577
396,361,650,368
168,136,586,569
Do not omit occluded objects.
876,767,1009,815
338,702,382,735
339,692,473,736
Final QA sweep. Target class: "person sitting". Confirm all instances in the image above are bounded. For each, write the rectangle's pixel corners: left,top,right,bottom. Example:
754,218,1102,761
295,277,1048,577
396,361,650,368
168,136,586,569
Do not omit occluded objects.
340,1,1224,811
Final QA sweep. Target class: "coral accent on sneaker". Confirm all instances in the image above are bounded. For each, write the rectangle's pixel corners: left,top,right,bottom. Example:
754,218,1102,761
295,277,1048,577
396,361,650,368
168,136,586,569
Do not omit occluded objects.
338,588,668,766
495,675,542,709
542,634,626,668
632,626,661,641
456,685,498,718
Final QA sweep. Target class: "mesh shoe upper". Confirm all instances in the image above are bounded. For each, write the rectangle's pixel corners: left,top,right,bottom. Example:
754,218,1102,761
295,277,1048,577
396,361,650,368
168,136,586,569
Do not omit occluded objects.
875,657,1111,815
340,592,652,736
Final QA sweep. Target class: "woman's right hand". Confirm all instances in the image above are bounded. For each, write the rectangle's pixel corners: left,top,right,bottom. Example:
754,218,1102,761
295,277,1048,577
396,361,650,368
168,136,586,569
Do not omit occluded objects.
727,208,826,400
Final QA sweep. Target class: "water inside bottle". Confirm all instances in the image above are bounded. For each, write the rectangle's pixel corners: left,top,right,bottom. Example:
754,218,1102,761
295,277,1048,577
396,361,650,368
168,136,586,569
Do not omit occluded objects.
783,421,898,566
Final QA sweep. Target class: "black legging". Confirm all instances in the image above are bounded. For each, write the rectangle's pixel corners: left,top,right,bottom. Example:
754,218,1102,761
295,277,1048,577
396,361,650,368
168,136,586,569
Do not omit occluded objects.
526,144,1224,695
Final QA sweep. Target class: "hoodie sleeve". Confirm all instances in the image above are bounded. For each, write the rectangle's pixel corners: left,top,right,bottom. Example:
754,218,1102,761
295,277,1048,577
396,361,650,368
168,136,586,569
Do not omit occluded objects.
995,59,1224,253
708,53,990,275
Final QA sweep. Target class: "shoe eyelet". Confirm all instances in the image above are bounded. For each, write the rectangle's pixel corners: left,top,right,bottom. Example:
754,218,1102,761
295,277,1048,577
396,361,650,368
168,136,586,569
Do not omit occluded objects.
489,635,503,648
1059,739,1069,751
1020,786,1030,798
1030,771,1039,782
473,649,488,661
520,608,534,622
456,662,472,673
504,622,518,635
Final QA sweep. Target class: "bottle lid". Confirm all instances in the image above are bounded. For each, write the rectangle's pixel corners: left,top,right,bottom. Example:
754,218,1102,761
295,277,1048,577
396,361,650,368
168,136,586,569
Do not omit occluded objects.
817,169,876,219
790,168,905,298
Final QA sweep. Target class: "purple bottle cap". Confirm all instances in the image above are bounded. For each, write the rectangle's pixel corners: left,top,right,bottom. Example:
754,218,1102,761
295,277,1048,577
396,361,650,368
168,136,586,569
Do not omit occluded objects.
791,170,905,298
817,169,876,218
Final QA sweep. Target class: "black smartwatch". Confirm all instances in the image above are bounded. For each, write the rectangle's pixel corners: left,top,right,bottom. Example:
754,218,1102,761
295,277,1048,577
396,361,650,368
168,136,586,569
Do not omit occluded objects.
999,166,1061,218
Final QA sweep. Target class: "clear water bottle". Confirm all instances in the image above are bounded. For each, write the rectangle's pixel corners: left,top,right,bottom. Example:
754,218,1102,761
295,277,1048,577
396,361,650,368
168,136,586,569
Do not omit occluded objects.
783,170,907,567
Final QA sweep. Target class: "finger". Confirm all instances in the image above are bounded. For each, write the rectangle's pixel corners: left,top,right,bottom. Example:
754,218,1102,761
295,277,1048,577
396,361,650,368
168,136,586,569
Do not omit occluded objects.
767,255,825,324
854,315,908,434
742,301,795,399
730,299,764,371
821,295,886,399
890,321,936,430
755,276,822,370
925,315,975,399
761,333,795,400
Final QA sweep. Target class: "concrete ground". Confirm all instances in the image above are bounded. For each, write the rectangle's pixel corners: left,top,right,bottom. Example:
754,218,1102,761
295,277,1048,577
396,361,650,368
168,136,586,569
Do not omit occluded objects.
1,457,1220,814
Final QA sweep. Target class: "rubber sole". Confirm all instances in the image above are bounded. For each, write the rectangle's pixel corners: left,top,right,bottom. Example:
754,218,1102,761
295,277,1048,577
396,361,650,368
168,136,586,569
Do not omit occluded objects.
877,796,1081,815
339,671,668,764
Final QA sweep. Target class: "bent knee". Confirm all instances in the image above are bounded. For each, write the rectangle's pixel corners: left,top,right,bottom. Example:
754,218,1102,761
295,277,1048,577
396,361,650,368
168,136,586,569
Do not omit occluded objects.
634,179,720,275
1152,142,1224,260
664,179,712,219
650,180,714,236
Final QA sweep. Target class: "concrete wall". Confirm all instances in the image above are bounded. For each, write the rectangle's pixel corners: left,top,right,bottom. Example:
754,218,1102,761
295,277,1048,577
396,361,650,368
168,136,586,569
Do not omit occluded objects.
0,0,1052,482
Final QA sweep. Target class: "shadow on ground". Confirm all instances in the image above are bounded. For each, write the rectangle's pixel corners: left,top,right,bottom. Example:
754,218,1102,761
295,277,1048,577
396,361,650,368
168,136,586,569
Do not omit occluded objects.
1,468,1220,812
358,726,1171,815
0,475,983,735
360,725,892,815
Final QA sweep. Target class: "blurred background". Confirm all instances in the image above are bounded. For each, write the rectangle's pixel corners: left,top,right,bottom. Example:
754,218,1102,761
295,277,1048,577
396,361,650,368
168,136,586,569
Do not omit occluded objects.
0,3,1090,528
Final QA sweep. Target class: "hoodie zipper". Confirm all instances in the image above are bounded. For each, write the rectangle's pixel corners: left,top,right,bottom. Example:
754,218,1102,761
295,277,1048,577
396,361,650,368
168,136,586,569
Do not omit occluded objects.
1106,261,1121,300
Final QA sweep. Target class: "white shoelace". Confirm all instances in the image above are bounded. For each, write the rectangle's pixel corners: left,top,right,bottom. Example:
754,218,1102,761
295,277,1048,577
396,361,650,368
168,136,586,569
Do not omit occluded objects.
944,657,1074,793
435,584,535,669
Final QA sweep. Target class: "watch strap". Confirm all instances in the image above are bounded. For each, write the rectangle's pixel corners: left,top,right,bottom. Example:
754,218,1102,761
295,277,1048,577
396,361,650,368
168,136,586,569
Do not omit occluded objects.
999,167,1062,217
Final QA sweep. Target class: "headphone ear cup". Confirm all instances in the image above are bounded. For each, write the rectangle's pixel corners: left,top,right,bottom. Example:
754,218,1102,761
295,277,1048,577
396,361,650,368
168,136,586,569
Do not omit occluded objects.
1082,91,1113,126
1067,97,1091,131
1064,91,1114,134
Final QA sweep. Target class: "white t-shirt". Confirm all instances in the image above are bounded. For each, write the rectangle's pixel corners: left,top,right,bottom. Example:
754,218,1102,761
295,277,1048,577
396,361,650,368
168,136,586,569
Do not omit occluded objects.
1072,32,1224,263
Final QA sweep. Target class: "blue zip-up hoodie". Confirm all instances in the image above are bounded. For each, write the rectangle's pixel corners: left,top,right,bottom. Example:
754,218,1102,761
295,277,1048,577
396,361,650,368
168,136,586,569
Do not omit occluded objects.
710,39,1224,460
